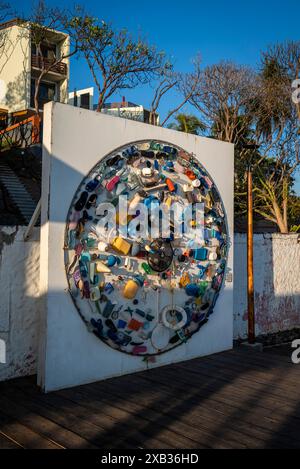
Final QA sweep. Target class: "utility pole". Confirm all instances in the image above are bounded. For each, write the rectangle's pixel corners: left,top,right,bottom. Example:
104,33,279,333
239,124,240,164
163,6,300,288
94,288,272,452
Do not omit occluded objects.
247,165,255,343
242,143,260,345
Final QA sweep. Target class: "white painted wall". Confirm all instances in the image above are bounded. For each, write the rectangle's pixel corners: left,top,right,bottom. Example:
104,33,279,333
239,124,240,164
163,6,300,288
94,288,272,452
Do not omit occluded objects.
0,226,40,382
0,229,299,384
38,102,234,392
234,233,300,339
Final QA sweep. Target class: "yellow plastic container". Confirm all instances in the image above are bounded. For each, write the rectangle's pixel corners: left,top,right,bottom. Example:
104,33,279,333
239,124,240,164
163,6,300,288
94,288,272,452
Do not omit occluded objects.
111,237,131,255
123,279,139,299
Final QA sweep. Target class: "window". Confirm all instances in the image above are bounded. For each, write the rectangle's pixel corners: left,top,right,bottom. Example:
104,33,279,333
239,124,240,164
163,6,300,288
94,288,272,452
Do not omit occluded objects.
30,79,56,109
80,93,90,109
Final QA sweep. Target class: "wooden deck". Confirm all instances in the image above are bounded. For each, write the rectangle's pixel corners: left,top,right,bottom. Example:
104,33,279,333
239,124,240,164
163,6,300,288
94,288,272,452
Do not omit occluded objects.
0,344,299,449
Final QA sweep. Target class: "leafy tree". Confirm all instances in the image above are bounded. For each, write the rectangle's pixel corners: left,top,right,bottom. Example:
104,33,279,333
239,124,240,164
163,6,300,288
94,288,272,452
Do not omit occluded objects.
68,8,165,112
189,60,300,233
168,113,205,134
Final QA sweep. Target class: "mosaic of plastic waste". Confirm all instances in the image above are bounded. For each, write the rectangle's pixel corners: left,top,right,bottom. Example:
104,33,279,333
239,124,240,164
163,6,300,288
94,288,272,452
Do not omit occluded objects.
64,141,228,356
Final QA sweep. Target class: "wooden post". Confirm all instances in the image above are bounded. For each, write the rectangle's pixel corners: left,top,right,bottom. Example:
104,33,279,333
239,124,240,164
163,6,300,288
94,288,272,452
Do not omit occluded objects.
247,168,255,343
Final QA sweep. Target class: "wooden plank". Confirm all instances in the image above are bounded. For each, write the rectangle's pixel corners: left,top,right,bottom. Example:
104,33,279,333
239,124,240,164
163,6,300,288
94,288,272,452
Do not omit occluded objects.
63,379,249,449
0,411,62,449
132,370,300,448
1,383,122,450
9,383,175,450
91,373,298,449
0,393,98,450
0,346,299,449
180,354,300,400
0,432,23,449
14,383,206,448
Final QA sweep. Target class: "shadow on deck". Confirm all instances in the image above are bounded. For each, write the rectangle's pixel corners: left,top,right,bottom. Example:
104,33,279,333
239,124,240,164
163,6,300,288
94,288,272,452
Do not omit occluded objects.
0,344,299,449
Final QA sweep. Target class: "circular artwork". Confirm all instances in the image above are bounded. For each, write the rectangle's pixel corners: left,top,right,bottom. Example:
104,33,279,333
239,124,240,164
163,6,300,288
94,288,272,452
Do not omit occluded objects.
64,140,228,356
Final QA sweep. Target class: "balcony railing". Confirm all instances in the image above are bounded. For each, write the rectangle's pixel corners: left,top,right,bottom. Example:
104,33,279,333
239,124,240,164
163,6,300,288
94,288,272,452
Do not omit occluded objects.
31,55,67,76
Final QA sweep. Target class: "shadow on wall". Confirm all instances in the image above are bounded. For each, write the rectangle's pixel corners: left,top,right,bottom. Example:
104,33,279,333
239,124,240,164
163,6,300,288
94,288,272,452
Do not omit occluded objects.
4,71,30,111
0,226,40,382
234,234,300,339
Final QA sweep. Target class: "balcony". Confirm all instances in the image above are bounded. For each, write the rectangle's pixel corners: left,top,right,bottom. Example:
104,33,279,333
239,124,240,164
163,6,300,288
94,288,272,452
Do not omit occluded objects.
31,55,67,76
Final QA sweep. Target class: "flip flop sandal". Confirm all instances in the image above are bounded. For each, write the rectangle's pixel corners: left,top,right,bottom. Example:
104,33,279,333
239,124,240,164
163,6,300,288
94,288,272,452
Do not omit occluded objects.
163,145,177,155
106,175,120,192
72,267,81,286
79,260,88,279
86,176,101,192
141,150,155,158
107,329,119,343
85,194,97,210
106,154,123,167
122,145,139,157
102,300,115,318
68,230,76,249
75,221,85,238
82,281,90,299
132,345,147,355
91,318,103,334
105,319,117,333
75,243,83,257
117,333,132,346
150,141,164,151
156,151,169,159
69,210,82,230
75,191,89,211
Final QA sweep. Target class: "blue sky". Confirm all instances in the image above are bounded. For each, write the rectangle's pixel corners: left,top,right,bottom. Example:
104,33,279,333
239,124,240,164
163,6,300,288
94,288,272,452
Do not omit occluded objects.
14,0,300,192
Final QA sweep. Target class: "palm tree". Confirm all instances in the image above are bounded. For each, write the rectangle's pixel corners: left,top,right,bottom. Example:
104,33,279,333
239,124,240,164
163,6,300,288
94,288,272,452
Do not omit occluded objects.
168,113,205,135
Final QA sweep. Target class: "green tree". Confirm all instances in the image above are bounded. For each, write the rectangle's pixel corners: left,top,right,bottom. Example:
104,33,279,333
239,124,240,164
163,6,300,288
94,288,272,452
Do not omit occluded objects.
168,113,205,135
68,8,166,112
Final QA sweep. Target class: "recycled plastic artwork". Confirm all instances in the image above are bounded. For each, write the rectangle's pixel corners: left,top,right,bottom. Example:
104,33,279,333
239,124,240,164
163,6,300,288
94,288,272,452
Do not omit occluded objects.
64,141,228,357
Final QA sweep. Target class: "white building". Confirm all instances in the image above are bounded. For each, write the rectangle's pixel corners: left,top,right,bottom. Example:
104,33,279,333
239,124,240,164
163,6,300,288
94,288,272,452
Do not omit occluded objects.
68,87,94,110
0,18,70,116
101,98,160,125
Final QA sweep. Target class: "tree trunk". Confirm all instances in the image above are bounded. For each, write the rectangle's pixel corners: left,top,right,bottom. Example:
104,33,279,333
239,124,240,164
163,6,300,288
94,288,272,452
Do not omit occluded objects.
34,76,41,116
282,178,289,232
272,200,288,233
96,92,105,112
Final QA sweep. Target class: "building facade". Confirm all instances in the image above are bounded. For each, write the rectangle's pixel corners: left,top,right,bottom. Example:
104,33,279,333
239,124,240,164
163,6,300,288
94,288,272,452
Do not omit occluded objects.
0,19,69,115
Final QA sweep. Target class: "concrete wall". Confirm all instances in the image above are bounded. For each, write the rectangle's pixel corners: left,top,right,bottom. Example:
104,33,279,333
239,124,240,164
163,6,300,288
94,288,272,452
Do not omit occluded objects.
234,234,300,339
0,226,40,382
0,231,299,383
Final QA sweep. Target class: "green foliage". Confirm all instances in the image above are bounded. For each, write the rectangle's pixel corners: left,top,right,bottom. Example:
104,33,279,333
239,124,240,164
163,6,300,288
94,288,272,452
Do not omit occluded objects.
68,10,166,110
168,113,205,135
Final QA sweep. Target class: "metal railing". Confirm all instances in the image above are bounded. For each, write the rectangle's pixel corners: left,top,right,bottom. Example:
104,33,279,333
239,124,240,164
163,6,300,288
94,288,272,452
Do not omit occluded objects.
0,115,40,152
